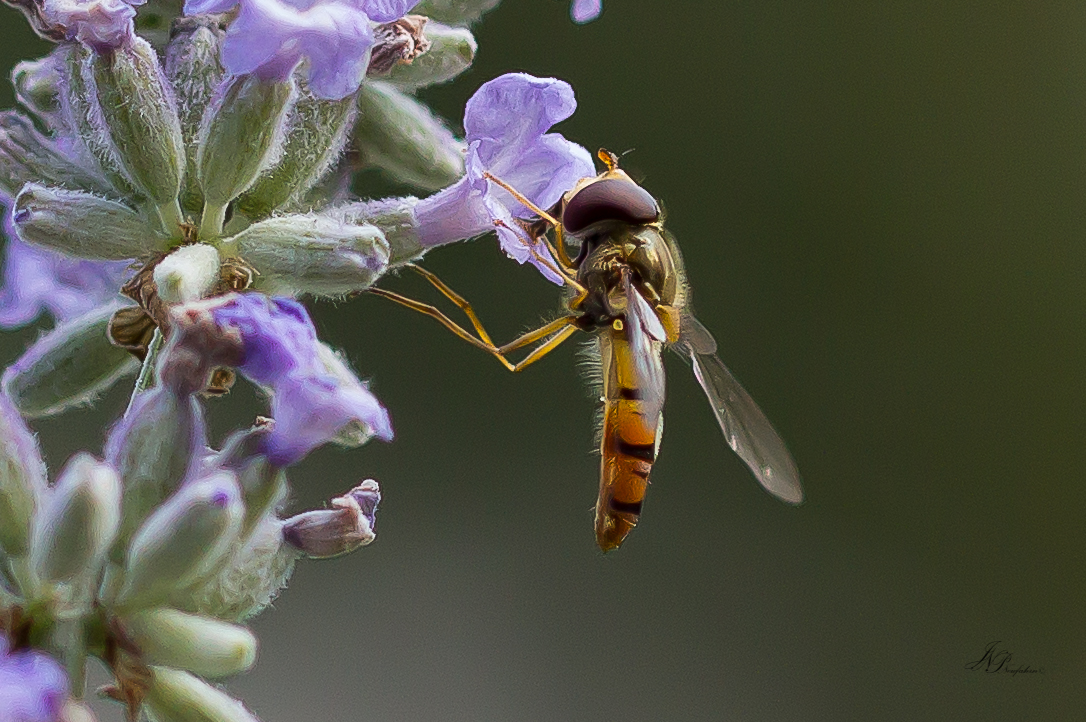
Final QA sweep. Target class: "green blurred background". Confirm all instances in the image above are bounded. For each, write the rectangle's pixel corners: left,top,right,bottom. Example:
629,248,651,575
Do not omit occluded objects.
2,0,1084,718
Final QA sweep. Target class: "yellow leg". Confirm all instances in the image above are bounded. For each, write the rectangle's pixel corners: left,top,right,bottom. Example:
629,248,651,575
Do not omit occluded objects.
368,287,581,374
493,218,585,290
404,263,500,347
367,287,516,371
498,315,579,355
508,324,579,372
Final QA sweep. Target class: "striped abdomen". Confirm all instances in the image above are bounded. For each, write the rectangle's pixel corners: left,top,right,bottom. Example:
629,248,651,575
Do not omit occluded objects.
595,327,665,551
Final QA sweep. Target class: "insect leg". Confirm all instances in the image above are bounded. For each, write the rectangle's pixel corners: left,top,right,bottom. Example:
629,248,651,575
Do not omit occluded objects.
366,287,516,371
498,315,579,355
508,323,579,372
403,263,502,347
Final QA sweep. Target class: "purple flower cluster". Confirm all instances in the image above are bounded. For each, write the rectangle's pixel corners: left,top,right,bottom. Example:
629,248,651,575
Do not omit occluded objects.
184,0,420,99
0,635,68,722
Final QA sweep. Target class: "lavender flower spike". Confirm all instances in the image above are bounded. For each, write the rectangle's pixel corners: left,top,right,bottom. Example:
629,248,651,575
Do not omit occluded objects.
0,634,69,722
200,293,393,466
413,72,595,283
185,0,421,100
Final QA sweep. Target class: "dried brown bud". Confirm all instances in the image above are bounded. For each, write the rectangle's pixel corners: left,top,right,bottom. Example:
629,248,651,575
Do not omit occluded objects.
368,15,432,76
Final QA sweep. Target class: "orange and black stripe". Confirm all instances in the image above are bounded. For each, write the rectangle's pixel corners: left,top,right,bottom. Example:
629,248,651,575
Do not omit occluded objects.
594,329,664,551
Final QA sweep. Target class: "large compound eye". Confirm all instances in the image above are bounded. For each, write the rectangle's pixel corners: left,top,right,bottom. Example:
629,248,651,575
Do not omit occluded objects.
562,178,660,234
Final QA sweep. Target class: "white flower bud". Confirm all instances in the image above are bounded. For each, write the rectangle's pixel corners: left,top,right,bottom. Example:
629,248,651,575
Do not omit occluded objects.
197,75,295,234
333,197,423,266
30,453,120,586
144,667,260,722
2,302,139,419
87,36,185,215
353,82,464,192
0,394,47,558
412,0,501,25
115,474,243,610
104,388,206,554
13,184,165,260
229,213,389,296
154,244,221,304
383,22,476,92
166,18,226,215
59,44,138,198
236,90,358,219
123,608,257,678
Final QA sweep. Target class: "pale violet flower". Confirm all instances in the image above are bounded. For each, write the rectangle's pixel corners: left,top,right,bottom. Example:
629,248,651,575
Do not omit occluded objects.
413,72,595,283
0,233,127,328
184,0,421,99
40,0,141,50
204,293,393,465
571,0,601,23
0,635,69,722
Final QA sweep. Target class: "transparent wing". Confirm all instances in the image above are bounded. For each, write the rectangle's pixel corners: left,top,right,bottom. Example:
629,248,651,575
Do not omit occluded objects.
624,273,666,407
676,319,804,504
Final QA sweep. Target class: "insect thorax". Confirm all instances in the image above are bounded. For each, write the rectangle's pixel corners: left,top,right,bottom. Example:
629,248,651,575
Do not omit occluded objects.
572,224,678,327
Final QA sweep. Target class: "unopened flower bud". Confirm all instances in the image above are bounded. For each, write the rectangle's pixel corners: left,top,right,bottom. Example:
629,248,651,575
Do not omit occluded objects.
123,608,257,678
30,453,120,586
197,75,295,235
60,44,137,196
87,36,185,223
411,0,500,25
2,302,138,419
283,479,380,558
116,474,243,610
153,244,221,304
235,91,358,219
353,82,464,192
13,184,164,260
12,53,64,131
0,112,114,199
334,197,424,266
144,667,259,722
166,17,226,215
229,213,389,296
211,426,287,531
382,22,476,92
0,394,47,558
104,388,207,552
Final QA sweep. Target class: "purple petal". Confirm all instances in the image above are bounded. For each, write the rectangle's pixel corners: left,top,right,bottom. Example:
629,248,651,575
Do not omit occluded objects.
0,232,128,329
206,294,392,465
217,0,377,99
40,0,137,51
358,0,420,22
464,73,580,163
571,0,601,23
0,636,69,722
265,372,392,466
413,74,594,283
209,294,318,382
489,133,595,219
184,0,238,12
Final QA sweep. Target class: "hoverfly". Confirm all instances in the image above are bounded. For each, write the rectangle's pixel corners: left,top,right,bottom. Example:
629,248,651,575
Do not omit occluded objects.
371,150,803,551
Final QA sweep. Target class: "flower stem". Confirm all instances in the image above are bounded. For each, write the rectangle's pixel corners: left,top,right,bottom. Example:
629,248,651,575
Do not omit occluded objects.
125,328,164,417
200,202,228,240
158,198,186,238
